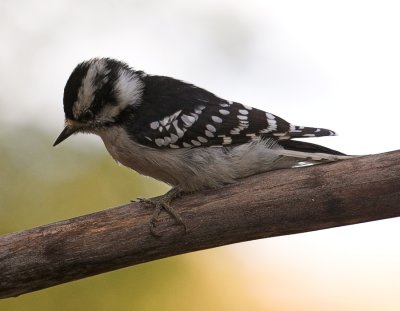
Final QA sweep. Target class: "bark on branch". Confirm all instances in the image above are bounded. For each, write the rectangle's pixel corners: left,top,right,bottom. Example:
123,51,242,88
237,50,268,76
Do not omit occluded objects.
1,150,400,299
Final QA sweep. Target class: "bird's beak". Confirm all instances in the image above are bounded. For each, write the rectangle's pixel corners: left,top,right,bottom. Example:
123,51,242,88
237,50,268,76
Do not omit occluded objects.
53,122,82,147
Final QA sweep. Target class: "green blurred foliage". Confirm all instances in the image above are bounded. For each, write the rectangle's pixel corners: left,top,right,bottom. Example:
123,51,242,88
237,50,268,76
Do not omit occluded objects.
0,128,264,311
0,126,168,233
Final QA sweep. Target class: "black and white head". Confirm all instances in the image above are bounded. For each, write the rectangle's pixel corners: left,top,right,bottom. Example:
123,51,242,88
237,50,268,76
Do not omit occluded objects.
53,58,144,146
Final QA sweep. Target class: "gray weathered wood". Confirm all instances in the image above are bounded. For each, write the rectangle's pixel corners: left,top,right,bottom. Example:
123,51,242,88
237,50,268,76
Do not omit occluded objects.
1,150,400,299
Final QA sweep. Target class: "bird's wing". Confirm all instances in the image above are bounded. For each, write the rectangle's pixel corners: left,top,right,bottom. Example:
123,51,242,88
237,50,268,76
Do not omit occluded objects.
126,75,336,149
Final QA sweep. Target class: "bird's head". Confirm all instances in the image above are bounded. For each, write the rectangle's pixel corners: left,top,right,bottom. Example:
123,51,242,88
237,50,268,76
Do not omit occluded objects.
53,58,144,146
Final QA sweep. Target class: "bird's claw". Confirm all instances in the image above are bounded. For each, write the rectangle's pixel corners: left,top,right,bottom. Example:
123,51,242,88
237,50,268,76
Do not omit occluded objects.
135,189,186,236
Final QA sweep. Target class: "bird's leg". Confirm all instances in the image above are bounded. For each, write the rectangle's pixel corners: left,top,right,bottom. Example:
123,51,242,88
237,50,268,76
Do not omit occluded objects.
137,187,186,236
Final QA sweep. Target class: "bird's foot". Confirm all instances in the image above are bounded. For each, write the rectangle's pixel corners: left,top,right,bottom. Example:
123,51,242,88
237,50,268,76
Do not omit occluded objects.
137,188,186,237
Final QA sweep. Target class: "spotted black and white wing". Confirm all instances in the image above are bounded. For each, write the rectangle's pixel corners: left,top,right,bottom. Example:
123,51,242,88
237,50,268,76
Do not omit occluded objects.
125,75,336,149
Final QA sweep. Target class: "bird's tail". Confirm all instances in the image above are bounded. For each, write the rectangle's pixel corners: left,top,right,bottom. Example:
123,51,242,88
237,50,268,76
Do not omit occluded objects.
279,140,345,156
277,140,353,164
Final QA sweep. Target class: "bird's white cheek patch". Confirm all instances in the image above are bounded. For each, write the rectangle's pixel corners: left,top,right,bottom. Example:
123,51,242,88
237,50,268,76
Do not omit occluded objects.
115,70,144,109
96,71,144,122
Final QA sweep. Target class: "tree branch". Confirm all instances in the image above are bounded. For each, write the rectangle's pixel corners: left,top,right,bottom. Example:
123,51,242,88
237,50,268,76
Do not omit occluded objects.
1,150,400,298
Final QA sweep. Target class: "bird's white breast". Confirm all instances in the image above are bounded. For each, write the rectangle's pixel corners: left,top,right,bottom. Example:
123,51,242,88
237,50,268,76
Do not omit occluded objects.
95,126,337,192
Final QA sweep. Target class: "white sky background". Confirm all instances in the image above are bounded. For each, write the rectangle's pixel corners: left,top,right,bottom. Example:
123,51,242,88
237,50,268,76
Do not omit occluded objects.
1,0,400,308
1,0,399,155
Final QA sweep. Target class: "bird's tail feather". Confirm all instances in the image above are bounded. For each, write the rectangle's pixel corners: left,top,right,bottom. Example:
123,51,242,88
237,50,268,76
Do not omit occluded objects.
266,140,353,171
279,140,346,156
285,125,337,139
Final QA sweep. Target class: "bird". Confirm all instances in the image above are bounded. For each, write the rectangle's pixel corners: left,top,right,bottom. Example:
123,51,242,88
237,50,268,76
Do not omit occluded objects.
54,57,350,235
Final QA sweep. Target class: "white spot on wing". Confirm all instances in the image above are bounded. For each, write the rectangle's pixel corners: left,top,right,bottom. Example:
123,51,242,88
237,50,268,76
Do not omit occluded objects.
183,142,191,147
172,120,184,138
172,110,182,120
267,120,277,131
190,112,199,121
170,133,179,143
160,116,170,126
212,116,223,123
206,124,216,132
289,124,302,133
181,114,196,127
239,109,248,115
151,110,183,133
219,109,230,115
197,136,208,143
163,136,171,145
266,112,275,120
273,133,287,137
155,138,164,147
150,121,159,129
205,130,214,137
191,140,201,146
266,113,277,131
230,113,250,134
218,135,232,145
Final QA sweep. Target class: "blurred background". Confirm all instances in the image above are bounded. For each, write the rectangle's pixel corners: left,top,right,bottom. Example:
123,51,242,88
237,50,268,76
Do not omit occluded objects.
1,0,400,310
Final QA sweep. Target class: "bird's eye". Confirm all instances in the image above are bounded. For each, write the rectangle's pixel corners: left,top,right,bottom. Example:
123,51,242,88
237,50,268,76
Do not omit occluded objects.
80,110,94,121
